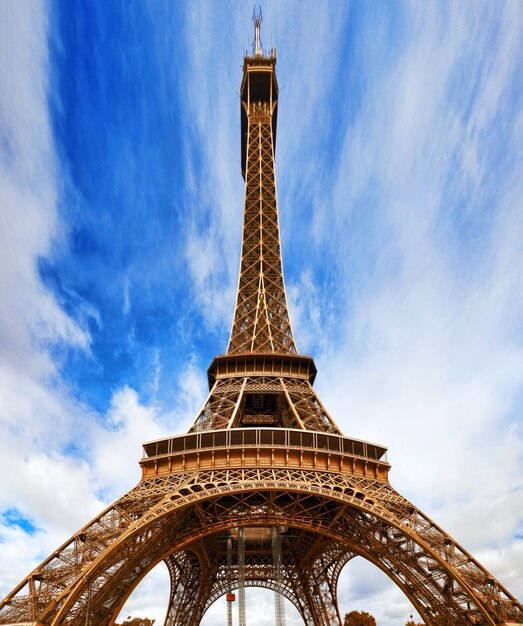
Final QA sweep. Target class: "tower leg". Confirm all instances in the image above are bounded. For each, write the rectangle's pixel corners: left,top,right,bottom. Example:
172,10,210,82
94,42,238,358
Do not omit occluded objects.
308,561,343,625
227,537,233,626
163,551,202,626
272,526,286,626
307,545,353,626
238,527,246,626
2,476,523,626
287,548,329,625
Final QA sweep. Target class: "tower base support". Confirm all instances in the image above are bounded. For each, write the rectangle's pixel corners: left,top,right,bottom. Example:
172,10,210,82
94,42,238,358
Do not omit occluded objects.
1,465,522,626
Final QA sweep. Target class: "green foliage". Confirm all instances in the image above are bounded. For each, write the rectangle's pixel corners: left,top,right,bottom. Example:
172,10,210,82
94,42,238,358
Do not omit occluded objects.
343,610,377,626
115,618,155,626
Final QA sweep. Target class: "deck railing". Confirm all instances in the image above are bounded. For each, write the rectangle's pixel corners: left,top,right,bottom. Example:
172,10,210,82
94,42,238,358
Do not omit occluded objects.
142,428,388,464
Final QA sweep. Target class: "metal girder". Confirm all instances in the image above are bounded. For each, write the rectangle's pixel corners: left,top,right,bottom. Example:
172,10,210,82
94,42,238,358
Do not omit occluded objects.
190,376,341,433
163,550,202,626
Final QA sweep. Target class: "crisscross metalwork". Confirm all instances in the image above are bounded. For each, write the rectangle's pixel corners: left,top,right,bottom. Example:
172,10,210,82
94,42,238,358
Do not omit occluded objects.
227,98,296,355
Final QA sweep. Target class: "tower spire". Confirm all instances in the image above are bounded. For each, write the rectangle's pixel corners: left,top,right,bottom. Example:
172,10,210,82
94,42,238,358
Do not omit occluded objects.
253,6,263,57
227,24,295,355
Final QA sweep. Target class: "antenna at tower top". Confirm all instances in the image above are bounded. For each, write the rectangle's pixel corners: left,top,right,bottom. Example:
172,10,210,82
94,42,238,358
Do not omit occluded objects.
253,6,263,57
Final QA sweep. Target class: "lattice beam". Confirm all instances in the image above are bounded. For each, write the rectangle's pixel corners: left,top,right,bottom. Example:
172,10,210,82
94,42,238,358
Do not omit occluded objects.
189,376,341,433
227,94,296,354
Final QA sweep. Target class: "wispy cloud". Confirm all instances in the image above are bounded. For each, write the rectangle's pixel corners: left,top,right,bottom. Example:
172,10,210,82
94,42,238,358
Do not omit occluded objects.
0,0,99,591
0,2,168,601
178,4,246,332
307,3,523,618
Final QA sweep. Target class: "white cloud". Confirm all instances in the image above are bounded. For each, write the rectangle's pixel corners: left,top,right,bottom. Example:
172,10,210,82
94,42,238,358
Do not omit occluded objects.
0,3,89,377
287,269,334,356
0,522,49,600
116,562,170,624
338,558,422,624
90,387,166,498
176,356,209,429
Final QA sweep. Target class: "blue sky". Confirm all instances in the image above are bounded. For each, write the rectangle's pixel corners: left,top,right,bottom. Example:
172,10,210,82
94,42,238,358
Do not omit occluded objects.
1,2,522,625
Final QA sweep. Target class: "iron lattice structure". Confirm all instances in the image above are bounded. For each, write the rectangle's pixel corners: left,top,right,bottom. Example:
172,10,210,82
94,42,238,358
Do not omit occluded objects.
2,21,523,626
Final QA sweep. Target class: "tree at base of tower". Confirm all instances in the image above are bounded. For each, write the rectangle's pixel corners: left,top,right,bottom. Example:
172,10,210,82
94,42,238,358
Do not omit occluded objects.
343,610,376,626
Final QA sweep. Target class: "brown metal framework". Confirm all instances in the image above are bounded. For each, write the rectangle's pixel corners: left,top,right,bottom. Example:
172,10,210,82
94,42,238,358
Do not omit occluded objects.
1,20,522,626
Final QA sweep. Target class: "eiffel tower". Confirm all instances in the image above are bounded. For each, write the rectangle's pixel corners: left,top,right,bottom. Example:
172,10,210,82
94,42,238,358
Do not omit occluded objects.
1,14,522,626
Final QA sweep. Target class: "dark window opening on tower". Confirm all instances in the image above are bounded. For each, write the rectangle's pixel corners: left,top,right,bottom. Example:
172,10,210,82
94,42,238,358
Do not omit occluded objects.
240,393,281,427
